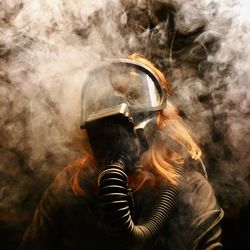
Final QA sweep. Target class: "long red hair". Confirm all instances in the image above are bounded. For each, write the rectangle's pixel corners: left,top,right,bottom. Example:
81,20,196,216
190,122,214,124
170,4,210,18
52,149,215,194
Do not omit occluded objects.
70,54,201,196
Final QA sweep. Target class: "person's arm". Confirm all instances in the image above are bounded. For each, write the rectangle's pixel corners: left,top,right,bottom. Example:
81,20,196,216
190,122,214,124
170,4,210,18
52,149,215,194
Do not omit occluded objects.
18,187,60,249
189,172,224,250
18,166,75,250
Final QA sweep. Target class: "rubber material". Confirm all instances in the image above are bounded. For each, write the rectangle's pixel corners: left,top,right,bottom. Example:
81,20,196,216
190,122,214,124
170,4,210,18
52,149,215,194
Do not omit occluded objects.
98,155,184,243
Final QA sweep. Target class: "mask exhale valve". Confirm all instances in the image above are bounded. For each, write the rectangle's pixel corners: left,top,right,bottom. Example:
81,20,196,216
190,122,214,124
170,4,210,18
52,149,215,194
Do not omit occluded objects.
98,154,184,243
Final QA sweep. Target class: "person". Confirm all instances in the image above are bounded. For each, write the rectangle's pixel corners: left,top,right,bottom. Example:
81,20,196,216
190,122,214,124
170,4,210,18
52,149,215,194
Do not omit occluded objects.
18,54,224,250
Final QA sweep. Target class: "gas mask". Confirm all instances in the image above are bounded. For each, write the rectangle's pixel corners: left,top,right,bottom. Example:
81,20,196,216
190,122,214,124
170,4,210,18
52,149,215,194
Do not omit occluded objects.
81,58,183,243
81,59,167,169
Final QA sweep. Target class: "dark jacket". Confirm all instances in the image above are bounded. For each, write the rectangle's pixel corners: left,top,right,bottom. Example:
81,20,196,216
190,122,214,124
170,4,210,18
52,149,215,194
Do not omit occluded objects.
18,165,223,250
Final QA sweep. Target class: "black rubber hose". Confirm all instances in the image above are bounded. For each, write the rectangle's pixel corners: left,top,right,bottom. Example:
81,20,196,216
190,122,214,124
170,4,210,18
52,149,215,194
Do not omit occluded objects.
98,154,184,243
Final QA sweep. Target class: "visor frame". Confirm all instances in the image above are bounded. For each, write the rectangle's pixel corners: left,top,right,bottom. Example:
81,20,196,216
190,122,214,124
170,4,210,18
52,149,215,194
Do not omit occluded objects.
81,59,168,129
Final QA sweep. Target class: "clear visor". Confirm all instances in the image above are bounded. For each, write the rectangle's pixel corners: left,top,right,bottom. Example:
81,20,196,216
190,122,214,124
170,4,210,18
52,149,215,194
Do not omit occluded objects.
109,65,161,107
81,62,166,126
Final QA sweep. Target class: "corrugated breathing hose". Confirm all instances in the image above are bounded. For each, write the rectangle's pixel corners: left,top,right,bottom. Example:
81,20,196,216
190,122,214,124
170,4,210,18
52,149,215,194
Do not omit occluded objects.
98,154,184,243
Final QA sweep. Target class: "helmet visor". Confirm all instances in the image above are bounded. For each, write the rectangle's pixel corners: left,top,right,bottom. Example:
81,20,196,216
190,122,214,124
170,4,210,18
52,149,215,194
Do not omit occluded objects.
81,61,166,127
109,64,161,107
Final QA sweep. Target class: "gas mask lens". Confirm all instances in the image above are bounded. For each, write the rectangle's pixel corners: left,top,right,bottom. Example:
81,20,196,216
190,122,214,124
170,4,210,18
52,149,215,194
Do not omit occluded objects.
81,60,167,128
109,65,161,108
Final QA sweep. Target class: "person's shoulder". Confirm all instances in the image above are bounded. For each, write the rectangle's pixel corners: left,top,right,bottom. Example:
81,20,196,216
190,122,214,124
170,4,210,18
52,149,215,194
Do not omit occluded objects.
48,162,97,202
49,164,76,193
42,164,84,207
187,170,210,189
180,169,220,216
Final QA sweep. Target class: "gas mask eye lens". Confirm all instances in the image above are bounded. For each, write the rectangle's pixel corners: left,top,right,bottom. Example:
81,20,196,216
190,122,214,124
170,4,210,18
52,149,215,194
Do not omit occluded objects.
81,59,167,129
109,65,162,108
126,88,143,104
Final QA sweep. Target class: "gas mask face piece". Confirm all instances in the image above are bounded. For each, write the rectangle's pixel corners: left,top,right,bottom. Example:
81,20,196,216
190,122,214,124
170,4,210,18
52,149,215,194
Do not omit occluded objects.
81,59,167,168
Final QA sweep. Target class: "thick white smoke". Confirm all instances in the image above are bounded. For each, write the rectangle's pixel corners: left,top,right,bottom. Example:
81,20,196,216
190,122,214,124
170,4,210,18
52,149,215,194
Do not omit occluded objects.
0,0,250,247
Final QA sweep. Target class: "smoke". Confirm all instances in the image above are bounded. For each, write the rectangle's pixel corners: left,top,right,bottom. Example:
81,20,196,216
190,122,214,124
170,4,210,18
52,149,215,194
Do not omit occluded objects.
168,0,250,215
0,0,250,246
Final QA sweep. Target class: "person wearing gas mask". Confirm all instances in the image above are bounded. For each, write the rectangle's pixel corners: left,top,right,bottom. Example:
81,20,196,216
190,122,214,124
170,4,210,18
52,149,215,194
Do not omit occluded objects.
18,54,224,250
